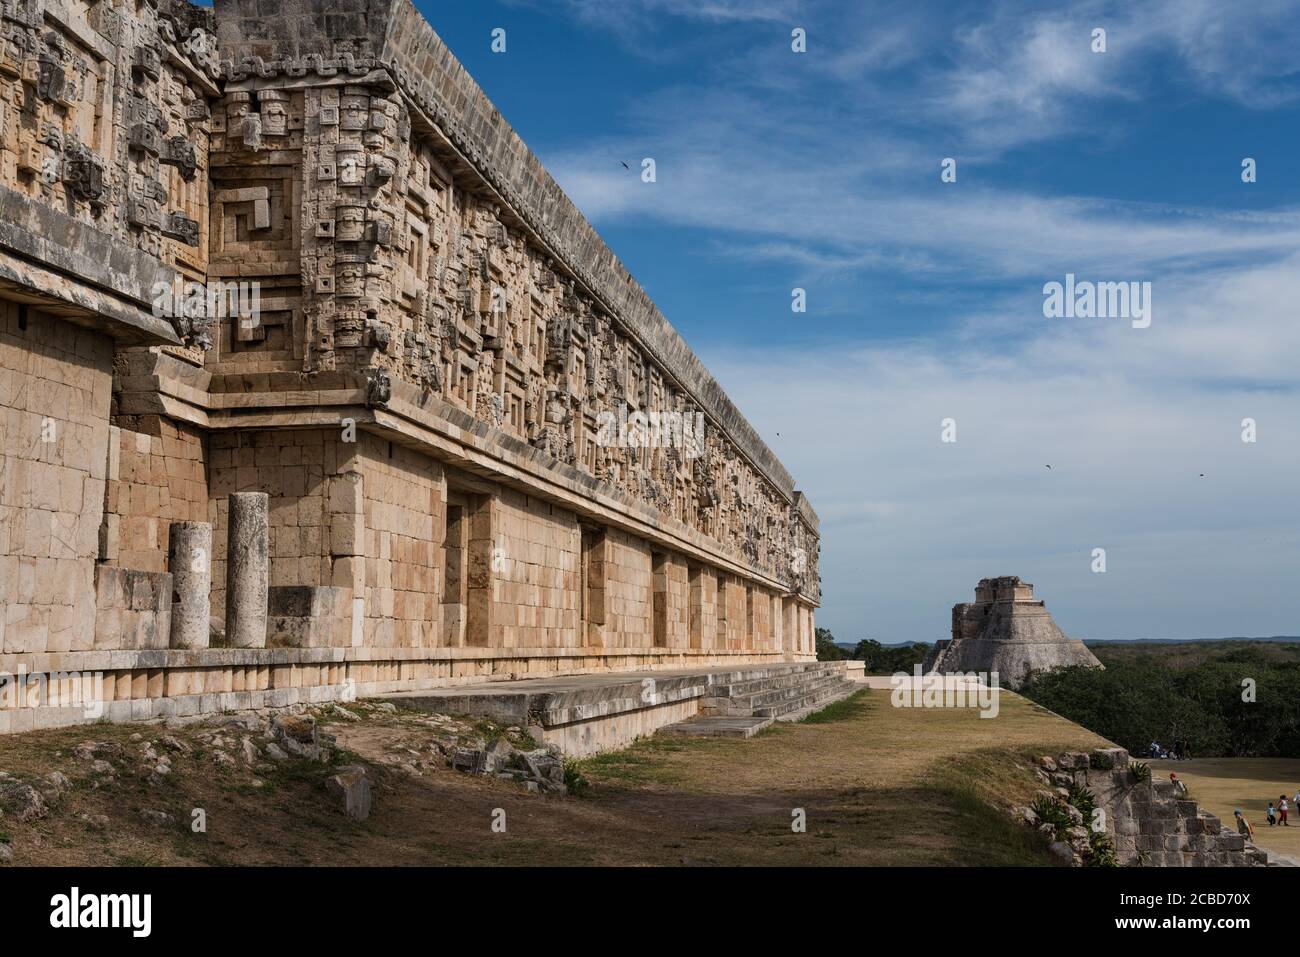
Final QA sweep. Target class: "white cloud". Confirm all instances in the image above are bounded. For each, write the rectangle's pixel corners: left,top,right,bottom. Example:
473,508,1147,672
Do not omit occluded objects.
514,0,798,40
543,89,1300,284
885,0,1300,149
701,259,1300,641
528,0,1300,642
548,0,1300,150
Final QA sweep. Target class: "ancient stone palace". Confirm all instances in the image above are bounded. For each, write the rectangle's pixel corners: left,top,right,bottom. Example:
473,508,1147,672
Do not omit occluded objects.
0,0,820,732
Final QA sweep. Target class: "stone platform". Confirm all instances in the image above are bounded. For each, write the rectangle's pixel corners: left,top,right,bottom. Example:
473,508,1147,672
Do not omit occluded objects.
380,661,861,755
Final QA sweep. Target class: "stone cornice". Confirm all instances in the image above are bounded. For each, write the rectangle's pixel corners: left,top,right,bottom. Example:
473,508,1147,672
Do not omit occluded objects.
0,186,181,345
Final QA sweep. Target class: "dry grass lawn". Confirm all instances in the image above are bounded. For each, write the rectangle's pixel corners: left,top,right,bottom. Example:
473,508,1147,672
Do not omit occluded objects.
0,688,1109,866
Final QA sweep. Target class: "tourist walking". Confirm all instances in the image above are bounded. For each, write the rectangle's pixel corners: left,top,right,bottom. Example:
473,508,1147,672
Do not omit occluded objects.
1266,802,1276,826
1235,810,1254,840
1279,795,1289,826
1169,772,1187,795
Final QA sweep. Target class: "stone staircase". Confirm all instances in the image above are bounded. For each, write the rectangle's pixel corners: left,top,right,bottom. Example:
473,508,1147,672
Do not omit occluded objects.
1142,778,1274,867
658,662,860,739
1034,750,1280,867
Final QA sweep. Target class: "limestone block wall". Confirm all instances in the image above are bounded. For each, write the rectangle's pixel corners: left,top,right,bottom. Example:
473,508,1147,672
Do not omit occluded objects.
208,428,348,617
102,416,208,573
209,428,445,649
491,489,579,650
769,595,780,655
212,427,796,659
0,307,110,655
783,599,802,655
601,529,653,648
651,553,689,649
93,565,172,651
721,577,748,651
359,434,441,649
752,587,773,651
688,566,718,650
779,600,810,656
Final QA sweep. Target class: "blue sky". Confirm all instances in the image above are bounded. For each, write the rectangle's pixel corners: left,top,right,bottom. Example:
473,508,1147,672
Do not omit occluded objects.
421,0,1300,643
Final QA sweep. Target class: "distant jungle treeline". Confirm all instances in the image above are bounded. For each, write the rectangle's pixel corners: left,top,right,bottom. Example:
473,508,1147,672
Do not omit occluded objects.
817,631,1300,758
1019,642,1300,758
815,629,931,674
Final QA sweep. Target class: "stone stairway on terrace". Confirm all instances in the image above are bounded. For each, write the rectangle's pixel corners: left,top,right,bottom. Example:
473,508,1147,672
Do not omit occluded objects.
657,662,860,739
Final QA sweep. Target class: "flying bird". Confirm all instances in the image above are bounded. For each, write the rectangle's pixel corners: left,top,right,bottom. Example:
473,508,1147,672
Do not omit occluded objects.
620,161,630,170
1045,464,1051,470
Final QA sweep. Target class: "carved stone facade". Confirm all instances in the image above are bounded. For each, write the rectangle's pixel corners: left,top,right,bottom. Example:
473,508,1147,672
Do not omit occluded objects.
0,0,820,733
0,0,216,322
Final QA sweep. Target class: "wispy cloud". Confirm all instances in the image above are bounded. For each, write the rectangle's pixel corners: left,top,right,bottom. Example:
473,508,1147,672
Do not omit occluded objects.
526,0,1300,640
509,0,798,42
538,0,1300,148
702,256,1300,639
543,88,1300,285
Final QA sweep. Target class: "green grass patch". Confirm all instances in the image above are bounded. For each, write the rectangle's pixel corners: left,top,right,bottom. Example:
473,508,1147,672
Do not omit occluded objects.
575,737,694,787
937,782,1062,865
562,759,590,796
800,689,870,724
265,758,335,786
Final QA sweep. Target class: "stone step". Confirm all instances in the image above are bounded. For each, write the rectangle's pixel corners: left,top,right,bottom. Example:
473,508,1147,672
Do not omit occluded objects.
701,673,848,715
772,683,861,723
707,665,844,698
754,680,857,718
653,663,861,740
699,664,826,689
657,715,773,739
731,673,849,708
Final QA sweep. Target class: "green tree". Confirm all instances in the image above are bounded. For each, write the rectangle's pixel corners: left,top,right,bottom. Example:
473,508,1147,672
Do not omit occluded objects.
1018,647,1300,758
815,627,847,661
852,638,931,674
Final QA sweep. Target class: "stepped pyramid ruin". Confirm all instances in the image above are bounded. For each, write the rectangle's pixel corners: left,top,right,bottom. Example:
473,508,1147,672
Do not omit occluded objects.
922,577,1102,689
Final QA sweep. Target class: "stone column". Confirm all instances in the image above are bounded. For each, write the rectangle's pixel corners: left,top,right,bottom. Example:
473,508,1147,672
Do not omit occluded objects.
168,521,212,649
225,492,269,648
